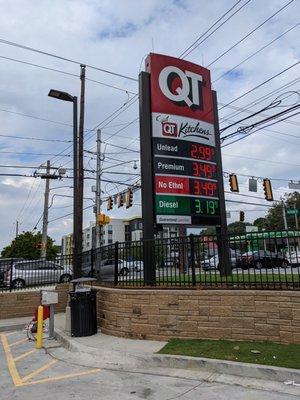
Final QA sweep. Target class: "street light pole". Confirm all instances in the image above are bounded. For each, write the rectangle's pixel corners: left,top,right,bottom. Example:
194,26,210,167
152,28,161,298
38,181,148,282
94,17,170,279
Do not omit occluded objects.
48,89,80,278
77,65,86,269
72,96,81,278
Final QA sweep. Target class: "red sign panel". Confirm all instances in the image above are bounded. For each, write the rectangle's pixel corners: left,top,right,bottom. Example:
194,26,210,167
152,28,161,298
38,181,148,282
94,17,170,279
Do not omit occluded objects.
155,176,190,195
146,53,214,124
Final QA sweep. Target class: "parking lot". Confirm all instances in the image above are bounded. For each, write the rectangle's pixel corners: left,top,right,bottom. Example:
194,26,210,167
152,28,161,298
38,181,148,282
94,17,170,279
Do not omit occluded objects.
1,329,298,400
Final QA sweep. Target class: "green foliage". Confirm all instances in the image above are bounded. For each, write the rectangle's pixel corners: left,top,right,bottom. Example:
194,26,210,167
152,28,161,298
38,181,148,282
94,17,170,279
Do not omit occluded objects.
1,231,58,260
264,192,300,231
253,217,267,230
227,221,252,234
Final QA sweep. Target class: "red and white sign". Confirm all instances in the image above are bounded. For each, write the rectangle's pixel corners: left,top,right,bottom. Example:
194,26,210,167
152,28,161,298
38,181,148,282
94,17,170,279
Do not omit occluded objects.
155,176,190,195
146,53,214,124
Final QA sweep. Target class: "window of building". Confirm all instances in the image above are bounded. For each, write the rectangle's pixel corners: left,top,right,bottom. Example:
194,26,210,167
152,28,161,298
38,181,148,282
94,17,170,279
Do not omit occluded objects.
108,239,113,244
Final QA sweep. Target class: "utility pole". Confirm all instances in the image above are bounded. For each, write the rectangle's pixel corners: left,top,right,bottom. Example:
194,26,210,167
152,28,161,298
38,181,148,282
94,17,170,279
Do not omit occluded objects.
77,64,86,273
294,203,299,230
95,129,102,249
15,220,19,238
282,201,288,230
41,160,51,258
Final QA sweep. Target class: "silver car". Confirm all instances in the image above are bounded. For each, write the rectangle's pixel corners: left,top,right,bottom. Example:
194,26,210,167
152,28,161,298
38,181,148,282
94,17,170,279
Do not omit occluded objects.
3,260,73,289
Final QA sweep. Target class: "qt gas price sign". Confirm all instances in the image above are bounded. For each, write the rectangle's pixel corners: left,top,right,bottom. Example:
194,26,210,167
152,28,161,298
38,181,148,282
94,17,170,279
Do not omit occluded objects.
142,53,224,226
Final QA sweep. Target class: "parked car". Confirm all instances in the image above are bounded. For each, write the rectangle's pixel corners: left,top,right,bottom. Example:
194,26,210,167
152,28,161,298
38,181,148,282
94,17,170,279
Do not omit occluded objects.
287,251,300,266
238,250,289,269
3,260,73,289
201,250,241,271
0,258,23,285
95,259,134,281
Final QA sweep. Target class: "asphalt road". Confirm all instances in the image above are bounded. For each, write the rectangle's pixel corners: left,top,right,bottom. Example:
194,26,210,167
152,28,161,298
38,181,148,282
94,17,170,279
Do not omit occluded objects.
0,330,298,400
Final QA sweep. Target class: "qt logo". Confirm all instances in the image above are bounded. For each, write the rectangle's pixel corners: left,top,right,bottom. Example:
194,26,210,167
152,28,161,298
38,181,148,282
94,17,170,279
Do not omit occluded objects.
162,121,177,137
158,66,203,109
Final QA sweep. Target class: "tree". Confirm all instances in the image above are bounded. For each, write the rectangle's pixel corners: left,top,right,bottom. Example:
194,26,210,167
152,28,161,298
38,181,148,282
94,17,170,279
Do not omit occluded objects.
227,221,252,234
253,217,267,231
264,192,300,231
1,231,58,260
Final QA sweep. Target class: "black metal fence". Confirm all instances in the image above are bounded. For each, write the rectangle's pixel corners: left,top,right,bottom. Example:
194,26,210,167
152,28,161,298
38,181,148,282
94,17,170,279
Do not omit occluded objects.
94,230,300,290
1,230,299,292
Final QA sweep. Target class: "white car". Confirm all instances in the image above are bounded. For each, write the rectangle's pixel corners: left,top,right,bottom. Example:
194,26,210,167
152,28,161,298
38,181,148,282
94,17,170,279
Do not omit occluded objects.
4,260,73,289
288,251,300,266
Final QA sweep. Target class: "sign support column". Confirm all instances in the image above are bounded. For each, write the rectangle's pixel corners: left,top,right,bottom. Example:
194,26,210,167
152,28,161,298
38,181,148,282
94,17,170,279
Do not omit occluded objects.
212,91,231,276
139,71,156,285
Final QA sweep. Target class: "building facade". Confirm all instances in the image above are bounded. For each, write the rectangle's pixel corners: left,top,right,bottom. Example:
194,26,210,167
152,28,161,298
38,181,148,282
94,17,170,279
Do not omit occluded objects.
61,216,180,256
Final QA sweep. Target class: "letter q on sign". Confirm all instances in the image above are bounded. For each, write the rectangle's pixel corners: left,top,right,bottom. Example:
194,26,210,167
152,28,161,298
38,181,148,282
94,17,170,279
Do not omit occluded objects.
158,66,203,108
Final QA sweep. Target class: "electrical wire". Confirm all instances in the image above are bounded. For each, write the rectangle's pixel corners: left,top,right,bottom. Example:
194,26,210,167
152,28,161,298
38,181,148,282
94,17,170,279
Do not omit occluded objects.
207,0,295,67
221,104,300,141
179,0,251,59
213,23,300,83
0,133,71,143
219,61,300,111
222,152,300,167
0,54,137,95
219,77,300,121
0,38,138,81
222,110,300,147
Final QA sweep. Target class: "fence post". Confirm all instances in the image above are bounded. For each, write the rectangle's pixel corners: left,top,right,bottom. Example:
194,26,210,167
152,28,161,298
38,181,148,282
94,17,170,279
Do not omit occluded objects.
114,241,119,286
9,258,13,292
90,249,94,277
190,234,196,286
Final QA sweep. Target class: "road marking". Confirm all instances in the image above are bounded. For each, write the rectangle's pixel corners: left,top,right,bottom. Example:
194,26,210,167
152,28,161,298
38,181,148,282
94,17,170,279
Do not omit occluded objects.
0,333,22,386
1,332,101,387
21,368,101,386
9,338,28,347
13,349,36,362
21,359,58,383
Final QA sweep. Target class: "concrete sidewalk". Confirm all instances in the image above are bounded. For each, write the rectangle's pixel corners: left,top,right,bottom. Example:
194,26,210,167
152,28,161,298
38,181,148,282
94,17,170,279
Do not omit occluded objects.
50,313,300,397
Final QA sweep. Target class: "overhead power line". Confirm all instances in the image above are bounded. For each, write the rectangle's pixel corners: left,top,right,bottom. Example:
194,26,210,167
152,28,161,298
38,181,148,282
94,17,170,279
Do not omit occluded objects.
180,0,252,59
207,0,295,67
0,133,71,143
213,23,300,83
0,38,137,81
0,55,137,95
219,61,300,110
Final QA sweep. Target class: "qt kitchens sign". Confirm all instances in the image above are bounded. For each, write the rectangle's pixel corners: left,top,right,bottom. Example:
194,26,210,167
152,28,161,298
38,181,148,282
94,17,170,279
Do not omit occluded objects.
140,53,225,228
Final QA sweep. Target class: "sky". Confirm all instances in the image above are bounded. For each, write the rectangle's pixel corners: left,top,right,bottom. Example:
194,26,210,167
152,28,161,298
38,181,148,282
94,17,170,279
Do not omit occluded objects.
0,0,299,251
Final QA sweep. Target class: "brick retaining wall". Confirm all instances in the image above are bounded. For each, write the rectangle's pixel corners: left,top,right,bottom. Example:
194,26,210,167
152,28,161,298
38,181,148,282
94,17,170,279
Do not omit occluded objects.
0,284,69,319
97,287,300,344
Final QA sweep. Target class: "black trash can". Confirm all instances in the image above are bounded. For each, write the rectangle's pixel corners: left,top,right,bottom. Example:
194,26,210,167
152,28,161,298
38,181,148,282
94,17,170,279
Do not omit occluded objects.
69,288,97,337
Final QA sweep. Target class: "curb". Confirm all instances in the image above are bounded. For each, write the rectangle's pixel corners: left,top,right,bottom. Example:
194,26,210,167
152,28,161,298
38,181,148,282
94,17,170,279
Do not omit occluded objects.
54,327,300,384
151,354,300,383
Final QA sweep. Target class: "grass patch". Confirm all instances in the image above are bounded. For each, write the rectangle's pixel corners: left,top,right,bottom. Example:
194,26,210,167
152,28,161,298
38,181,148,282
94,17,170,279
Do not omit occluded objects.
158,338,300,369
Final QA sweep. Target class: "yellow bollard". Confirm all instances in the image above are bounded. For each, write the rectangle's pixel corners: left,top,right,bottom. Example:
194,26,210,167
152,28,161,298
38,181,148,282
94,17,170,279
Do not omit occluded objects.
36,305,44,349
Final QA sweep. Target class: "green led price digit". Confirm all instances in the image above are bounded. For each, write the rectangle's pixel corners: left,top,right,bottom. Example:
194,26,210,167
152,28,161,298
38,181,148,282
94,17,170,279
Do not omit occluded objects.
206,200,218,215
195,199,203,214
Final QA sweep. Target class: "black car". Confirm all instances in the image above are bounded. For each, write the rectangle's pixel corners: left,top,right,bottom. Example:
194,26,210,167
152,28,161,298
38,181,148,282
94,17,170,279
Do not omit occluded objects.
238,250,289,269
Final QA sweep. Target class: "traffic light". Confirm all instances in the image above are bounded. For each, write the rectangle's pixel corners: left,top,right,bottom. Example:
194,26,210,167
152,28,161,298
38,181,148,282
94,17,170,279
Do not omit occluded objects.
107,196,113,211
263,178,273,201
117,192,123,208
97,213,110,225
240,211,245,222
36,243,43,249
125,188,133,209
229,173,239,192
